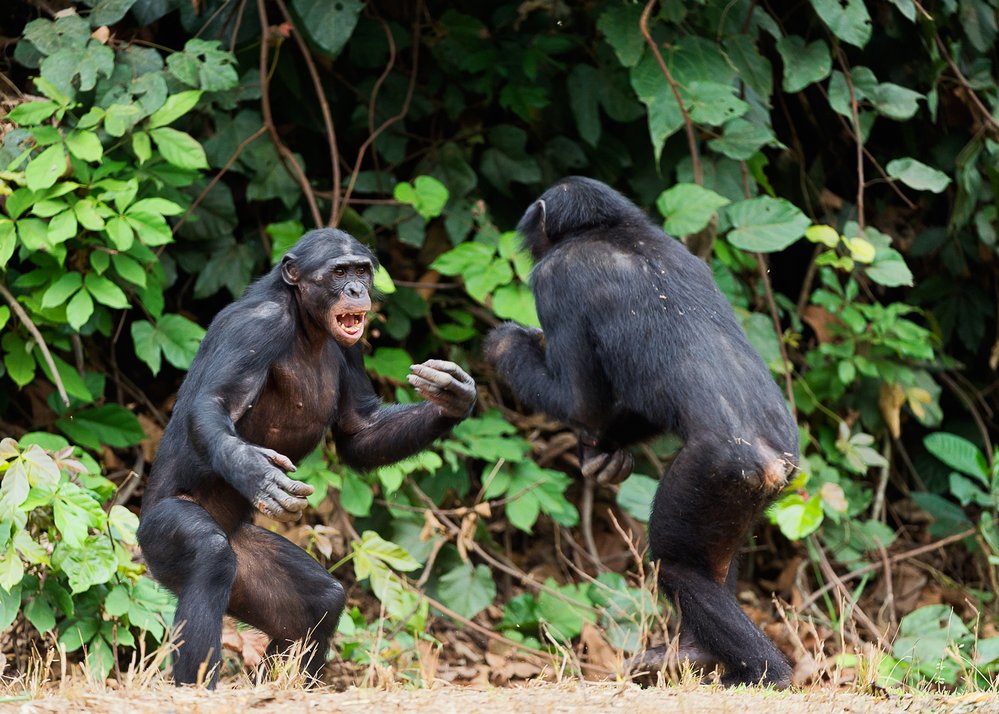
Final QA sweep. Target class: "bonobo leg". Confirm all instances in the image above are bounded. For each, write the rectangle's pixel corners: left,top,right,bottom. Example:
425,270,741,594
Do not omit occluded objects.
646,439,792,688
137,498,237,687
227,524,346,683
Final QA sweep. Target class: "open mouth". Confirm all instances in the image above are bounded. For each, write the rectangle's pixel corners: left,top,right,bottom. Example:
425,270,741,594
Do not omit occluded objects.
333,311,366,343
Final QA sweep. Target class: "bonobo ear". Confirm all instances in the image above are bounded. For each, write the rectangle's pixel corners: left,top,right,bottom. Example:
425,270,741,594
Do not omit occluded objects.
280,253,300,285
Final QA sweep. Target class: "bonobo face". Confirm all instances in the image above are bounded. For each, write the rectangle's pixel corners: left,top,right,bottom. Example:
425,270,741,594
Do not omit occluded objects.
282,252,374,347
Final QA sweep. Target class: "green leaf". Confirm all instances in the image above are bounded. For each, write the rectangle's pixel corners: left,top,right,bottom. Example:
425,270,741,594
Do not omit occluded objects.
656,183,730,236
105,216,135,250
132,131,151,164
353,530,420,577
125,211,172,247
129,198,185,216
0,222,15,268
54,537,116,594
393,176,449,221
339,474,373,517
104,584,130,617
103,103,142,137
869,82,922,120
3,333,36,387
41,271,83,308
491,284,540,328
0,457,29,513
772,493,824,540
616,474,658,522
924,433,989,485
708,118,777,161
64,131,103,162
776,36,831,93
291,0,363,57
437,563,496,620
0,584,22,630
111,254,147,287
805,224,841,247
55,404,145,450
130,314,205,375
537,580,595,642
726,197,810,252
886,158,951,193
0,546,24,592
630,53,684,166
567,65,601,147
810,0,872,49
147,90,202,128
66,288,94,330
53,483,105,549
24,595,56,633
73,199,106,231
47,208,77,245
597,3,645,67
90,0,139,26
685,81,749,126
25,144,66,192
149,127,208,170
84,274,129,309
865,252,913,287
7,101,59,125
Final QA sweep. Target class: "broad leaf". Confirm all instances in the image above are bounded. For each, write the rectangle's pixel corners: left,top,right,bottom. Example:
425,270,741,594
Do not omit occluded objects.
726,197,810,252
887,158,951,193
656,183,730,236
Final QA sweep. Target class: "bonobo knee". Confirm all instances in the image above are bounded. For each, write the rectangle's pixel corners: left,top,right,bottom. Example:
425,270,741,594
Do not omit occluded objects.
197,532,237,580
312,578,346,629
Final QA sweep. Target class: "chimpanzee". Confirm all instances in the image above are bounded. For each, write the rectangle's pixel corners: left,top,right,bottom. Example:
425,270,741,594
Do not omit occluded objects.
484,177,799,687
137,228,476,687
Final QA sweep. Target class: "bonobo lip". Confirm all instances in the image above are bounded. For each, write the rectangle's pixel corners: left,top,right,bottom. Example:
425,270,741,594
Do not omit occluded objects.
330,309,368,346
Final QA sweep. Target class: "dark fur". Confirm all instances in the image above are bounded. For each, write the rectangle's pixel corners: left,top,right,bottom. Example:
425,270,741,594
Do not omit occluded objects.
484,177,799,687
138,228,475,687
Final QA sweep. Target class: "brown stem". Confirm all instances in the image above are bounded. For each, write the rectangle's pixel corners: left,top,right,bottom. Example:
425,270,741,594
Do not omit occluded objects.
835,51,865,232
639,0,701,185
172,126,267,236
256,0,322,228
272,0,342,226
0,282,70,407
340,5,422,211
755,253,797,420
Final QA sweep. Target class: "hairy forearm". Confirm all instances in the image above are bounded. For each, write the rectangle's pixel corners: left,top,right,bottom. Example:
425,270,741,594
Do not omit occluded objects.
335,402,459,470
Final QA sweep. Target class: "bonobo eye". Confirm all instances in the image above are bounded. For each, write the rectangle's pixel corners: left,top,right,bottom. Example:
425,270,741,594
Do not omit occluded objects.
355,266,367,276
333,267,346,278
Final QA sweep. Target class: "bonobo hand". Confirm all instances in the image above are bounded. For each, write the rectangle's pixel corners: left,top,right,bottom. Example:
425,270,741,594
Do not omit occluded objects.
580,444,634,485
250,446,314,521
483,322,544,367
407,359,477,419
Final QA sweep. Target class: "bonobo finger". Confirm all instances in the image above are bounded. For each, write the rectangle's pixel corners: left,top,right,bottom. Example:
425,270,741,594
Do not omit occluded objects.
407,374,443,397
581,451,610,480
255,494,301,522
274,472,315,498
598,451,634,485
265,480,309,515
259,447,296,473
409,362,455,388
419,359,474,385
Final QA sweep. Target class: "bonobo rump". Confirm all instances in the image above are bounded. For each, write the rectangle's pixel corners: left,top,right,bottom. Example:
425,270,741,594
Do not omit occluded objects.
484,177,798,687
138,228,476,687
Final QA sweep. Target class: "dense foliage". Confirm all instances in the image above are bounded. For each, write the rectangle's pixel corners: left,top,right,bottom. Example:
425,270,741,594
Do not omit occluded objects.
1,0,998,690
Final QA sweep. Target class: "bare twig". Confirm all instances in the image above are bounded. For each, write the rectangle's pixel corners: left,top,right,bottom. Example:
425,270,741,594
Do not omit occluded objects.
0,282,70,407
272,0,342,226
639,0,701,185
756,251,797,419
798,528,977,611
172,125,267,236
256,0,322,228
809,535,889,649
579,479,601,566
835,51,866,232
340,7,422,211
938,371,994,466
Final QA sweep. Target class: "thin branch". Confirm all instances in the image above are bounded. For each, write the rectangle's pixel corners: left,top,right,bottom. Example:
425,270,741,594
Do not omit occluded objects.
639,0,701,185
272,0,342,227
0,282,70,407
932,32,999,133
256,0,322,228
340,5,422,211
172,125,267,236
797,528,977,611
755,253,797,419
835,50,866,232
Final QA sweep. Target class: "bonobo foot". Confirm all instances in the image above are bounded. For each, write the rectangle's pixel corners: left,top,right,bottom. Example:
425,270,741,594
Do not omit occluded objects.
623,641,720,685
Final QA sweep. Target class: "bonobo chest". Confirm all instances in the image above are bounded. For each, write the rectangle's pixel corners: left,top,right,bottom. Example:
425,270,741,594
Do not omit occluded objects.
236,345,341,461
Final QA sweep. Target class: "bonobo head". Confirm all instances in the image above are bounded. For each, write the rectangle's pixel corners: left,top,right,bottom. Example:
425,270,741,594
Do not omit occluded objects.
280,229,378,347
517,176,649,260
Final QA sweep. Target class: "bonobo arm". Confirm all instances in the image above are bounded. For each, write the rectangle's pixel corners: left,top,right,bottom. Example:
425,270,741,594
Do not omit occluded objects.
186,302,314,521
334,351,475,469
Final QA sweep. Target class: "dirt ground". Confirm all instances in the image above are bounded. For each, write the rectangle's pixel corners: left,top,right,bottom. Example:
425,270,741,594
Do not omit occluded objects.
7,683,997,714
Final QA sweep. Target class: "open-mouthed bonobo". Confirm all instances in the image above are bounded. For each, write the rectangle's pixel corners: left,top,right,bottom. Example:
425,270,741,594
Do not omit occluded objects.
138,228,476,687
484,177,798,687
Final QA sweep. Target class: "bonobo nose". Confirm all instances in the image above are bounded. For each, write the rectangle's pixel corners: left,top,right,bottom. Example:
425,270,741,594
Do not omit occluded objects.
345,282,364,299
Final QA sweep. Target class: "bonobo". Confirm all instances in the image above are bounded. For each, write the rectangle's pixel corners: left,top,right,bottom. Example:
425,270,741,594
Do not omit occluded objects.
138,228,476,687
484,177,798,687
